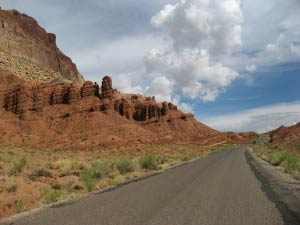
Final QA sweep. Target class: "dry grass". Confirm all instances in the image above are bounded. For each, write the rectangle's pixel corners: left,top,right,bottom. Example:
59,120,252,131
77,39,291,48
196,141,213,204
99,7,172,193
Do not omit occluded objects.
252,144,300,179
0,143,214,219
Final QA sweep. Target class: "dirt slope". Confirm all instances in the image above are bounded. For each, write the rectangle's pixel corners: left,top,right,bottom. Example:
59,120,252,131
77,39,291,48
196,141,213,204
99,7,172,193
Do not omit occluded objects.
268,123,300,153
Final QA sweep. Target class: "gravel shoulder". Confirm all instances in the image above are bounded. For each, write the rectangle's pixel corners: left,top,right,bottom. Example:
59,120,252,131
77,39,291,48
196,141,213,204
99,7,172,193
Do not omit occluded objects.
246,147,300,221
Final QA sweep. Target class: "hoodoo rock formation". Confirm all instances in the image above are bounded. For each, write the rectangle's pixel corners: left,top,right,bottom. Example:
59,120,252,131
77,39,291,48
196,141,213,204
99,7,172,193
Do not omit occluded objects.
101,76,114,98
0,9,84,83
0,75,186,123
0,73,257,149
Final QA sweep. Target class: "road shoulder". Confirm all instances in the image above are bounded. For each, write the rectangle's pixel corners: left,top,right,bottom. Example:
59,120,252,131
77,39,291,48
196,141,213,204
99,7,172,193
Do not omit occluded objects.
246,147,300,221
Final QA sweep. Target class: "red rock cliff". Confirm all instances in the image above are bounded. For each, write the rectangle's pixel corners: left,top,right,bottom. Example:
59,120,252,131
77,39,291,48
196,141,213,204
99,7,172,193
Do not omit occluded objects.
0,9,84,83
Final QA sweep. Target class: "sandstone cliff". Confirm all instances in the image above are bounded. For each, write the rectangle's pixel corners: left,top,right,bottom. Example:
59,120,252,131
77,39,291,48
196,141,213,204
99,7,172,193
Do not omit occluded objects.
0,9,84,83
0,74,257,149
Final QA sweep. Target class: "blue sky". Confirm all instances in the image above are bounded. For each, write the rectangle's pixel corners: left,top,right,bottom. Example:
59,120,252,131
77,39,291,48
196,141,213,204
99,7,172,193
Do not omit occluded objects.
0,0,299,133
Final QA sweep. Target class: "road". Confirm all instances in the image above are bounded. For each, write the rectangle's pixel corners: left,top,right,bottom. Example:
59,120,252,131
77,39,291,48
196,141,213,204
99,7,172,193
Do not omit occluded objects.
3,148,299,225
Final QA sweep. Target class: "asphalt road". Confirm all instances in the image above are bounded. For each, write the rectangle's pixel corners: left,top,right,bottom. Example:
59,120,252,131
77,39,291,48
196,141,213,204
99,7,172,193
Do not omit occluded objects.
3,148,299,225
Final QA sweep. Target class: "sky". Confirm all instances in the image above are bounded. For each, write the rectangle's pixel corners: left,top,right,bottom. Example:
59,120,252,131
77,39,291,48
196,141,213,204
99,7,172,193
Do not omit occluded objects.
0,0,299,133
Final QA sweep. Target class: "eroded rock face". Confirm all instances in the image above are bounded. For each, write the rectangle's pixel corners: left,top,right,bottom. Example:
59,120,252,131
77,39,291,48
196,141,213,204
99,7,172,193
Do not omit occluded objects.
81,81,96,98
101,76,114,98
0,9,84,83
0,75,180,122
0,74,257,149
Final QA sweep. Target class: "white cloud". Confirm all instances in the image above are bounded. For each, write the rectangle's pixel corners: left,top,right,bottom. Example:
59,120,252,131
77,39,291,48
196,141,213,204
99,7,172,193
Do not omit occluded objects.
172,95,195,113
113,73,144,94
144,0,243,103
203,102,300,133
145,76,175,102
71,34,164,82
151,0,243,54
228,0,300,72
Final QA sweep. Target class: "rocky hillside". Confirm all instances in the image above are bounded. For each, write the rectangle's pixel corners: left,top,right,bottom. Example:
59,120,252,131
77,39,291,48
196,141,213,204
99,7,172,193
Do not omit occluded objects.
0,8,257,150
0,9,84,83
268,123,300,153
0,74,256,149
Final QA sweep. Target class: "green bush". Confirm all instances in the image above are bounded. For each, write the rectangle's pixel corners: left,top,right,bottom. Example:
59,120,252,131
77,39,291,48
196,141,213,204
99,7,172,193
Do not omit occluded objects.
280,154,300,173
157,155,168,164
139,154,158,170
116,156,134,175
91,160,111,179
41,187,61,204
80,168,97,192
9,157,27,176
267,152,287,166
181,153,194,162
15,200,25,213
265,151,300,174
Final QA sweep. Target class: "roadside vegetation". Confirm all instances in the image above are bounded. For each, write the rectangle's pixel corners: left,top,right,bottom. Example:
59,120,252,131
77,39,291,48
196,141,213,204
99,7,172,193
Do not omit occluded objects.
252,143,300,179
0,143,226,219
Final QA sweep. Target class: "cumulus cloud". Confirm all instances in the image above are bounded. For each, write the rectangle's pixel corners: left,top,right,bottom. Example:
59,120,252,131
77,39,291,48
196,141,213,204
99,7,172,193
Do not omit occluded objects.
151,0,243,54
145,48,239,102
231,0,300,72
203,102,300,133
145,76,175,102
113,73,144,94
144,0,243,102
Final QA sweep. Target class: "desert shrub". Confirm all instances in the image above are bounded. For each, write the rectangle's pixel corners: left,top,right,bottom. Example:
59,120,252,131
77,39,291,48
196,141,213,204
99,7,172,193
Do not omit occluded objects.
80,168,97,192
65,182,75,193
139,154,158,170
50,160,68,169
181,153,194,162
116,156,134,175
7,150,14,156
91,160,111,179
112,176,124,185
265,151,300,173
8,157,27,176
51,184,62,190
98,179,109,189
157,155,168,164
7,184,18,193
41,187,61,204
15,200,25,213
29,168,53,180
280,154,300,173
71,161,86,170
267,152,287,166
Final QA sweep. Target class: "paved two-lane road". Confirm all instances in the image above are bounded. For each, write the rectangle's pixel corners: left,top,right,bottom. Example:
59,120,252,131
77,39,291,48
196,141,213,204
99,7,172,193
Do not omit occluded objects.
3,148,299,225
